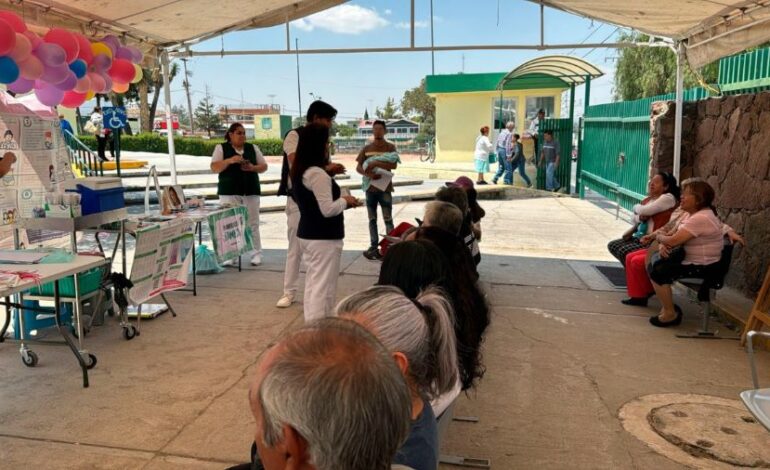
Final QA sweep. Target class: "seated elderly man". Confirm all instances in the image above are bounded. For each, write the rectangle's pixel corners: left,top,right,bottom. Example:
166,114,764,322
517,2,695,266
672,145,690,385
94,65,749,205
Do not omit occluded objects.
422,200,463,236
249,318,413,470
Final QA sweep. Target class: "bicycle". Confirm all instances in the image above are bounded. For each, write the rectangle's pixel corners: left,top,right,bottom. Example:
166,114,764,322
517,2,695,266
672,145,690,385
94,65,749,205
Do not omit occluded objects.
419,137,436,163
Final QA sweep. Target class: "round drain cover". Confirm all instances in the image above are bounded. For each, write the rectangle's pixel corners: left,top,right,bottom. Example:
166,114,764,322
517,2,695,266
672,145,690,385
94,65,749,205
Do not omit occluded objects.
650,403,770,466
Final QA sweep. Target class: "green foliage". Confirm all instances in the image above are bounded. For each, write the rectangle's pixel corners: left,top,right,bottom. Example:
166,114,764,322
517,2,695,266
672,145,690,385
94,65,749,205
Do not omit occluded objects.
614,32,718,101
194,88,222,137
401,78,435,139
332,123,356,137
375,97,400,119
76,133,283,156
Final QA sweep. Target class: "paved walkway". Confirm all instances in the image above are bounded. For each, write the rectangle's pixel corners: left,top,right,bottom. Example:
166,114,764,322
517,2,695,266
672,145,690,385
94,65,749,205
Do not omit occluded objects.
0,195,768,469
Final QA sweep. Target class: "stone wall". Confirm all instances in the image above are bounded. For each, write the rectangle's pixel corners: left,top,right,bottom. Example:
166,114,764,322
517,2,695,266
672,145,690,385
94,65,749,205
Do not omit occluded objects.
651,92,770,298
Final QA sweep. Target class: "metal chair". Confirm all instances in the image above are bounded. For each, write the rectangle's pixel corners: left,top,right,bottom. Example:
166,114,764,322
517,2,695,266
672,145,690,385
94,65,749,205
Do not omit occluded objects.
676,237,738,339
740,330,770,431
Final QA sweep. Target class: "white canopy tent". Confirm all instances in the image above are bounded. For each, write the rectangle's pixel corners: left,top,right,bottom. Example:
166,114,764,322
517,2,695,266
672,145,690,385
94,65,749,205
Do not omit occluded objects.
6,0,770,181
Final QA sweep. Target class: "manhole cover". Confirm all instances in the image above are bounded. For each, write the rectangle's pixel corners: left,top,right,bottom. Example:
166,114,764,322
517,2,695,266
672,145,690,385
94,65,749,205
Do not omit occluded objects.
593,265,626,288
650,403,770,467
621,394,770,469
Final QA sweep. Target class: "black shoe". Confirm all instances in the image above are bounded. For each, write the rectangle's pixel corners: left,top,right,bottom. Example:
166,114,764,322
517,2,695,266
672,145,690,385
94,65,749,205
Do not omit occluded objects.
477,181,488,185
491,179,498,185
621,297,648,307
363,247,382,261
649,305,683,328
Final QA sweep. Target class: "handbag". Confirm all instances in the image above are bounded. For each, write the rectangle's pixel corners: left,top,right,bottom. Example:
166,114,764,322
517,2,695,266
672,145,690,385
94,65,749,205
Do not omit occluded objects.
488,153,496,164
83,120,97,134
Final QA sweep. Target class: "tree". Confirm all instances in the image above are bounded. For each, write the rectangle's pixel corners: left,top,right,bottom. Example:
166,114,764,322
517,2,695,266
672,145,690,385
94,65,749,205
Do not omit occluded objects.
172,104,190,127
614,32,718,101
363,108,369,120
401,78,436,139
375,97,400,119
194,88,221,137
131,59,180,133
332,122,356,137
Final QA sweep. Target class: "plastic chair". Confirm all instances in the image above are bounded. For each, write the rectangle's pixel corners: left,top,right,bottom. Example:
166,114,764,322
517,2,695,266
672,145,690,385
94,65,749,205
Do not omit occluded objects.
740,330,770,431
676,237,737,339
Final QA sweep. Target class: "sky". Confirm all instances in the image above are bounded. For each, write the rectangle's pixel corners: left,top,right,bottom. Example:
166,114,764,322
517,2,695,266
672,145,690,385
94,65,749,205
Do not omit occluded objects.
160,0,628,122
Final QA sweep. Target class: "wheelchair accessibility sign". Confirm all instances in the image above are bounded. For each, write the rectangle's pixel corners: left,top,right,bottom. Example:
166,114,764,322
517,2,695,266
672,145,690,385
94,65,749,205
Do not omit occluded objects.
103,107,127,130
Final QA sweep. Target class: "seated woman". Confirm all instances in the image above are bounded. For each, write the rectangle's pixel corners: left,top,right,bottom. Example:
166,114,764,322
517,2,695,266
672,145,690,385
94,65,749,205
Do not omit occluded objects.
607,172,679,266
647,180,729,327
336,285,459,470
379,237,489,392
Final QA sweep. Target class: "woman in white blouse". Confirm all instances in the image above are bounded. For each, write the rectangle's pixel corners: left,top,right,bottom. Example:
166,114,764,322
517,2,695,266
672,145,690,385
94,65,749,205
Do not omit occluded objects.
473,126,494,185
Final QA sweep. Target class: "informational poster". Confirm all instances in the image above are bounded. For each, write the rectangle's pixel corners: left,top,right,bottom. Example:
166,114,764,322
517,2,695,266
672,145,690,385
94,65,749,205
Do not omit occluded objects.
129,219,195,305
207,206,253,263
0,93,75,248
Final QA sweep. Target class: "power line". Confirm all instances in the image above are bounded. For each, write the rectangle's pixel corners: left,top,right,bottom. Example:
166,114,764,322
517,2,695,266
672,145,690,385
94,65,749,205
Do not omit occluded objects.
566,23,604,56
582,26,621,59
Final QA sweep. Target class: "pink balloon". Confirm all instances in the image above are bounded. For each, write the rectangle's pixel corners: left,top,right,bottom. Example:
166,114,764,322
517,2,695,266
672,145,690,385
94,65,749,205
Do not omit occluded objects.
87,72,105,93
23,31,41,50
0,12,26,34
34,84,64,106
18,55,43,80
127,46,143,64
74,75,90,93
90,53,111,72
101,74,112,93
36,42,66,67
0,19,16,56
61,90,87,108
41,63,69,84
115,46,133,61
54,70,77,90
74,33,92,64
108,58,134,83
7,76,33,94
44,28,79,63
9,32,30,61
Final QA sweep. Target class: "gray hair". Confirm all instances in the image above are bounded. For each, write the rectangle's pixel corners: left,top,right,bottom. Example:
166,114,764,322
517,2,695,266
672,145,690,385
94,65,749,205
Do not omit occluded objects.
506,121,515,130
258,318,411,470
423,201,463,235
335,285,459,399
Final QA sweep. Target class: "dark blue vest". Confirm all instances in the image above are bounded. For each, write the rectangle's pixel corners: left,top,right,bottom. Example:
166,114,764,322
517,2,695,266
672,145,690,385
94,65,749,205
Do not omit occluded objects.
292,168,344,240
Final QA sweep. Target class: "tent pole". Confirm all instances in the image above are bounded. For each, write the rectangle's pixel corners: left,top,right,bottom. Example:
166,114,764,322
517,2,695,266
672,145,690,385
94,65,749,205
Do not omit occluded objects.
673,41,684,182
161,50,178,185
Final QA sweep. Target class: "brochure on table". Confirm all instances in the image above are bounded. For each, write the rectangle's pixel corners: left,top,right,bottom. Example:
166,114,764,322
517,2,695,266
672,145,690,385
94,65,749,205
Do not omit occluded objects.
0,93,75,247
206,206,254,263
129,218,194,305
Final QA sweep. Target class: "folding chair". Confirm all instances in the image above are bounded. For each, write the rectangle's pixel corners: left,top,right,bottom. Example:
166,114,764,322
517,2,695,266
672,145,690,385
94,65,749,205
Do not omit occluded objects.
740,330,770,431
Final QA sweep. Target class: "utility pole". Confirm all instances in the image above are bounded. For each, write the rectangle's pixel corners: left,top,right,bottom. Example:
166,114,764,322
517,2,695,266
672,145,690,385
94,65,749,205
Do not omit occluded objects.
295,38,302,118
430,0,435,74
181,58,195,134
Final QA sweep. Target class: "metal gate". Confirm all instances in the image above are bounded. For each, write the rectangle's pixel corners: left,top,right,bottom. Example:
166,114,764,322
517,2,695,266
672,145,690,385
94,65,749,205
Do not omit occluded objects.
537,118,573,193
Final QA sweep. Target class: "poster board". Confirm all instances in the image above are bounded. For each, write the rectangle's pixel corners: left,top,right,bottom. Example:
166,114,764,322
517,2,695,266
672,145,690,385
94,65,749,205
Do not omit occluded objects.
129,218,194,305
207,206,253,263
0,93,75,247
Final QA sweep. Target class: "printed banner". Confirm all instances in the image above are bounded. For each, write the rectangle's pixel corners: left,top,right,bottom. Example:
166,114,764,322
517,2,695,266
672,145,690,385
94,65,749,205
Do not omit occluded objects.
129,218,195,305
207,206,253,262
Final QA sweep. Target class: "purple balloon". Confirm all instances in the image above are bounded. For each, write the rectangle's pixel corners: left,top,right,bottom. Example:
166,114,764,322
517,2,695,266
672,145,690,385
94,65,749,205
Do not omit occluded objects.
54,70,77,90
35,42,66,67
91,53,112,72
34,84,64,107
128,46,143,64
8,76,34,93
101,74,112,93
115,46,133,61
101,35,120,54
41,63,69,84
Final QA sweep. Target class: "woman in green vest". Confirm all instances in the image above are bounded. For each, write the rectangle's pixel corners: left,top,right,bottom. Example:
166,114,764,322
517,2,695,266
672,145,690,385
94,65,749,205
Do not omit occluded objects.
210,122,268,266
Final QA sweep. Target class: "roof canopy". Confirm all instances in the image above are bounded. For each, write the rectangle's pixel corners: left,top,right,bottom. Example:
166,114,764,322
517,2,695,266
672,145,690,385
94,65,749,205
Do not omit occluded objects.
531,0,770,68
426,72,569,95
0,0,345,50
496,55,603,90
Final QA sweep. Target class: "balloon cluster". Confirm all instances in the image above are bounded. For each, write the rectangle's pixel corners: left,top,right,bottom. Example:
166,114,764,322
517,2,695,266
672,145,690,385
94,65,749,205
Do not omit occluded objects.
0,11,144,108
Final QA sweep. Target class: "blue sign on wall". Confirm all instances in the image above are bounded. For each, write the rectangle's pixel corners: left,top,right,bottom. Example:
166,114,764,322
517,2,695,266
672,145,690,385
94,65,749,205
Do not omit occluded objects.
103,107,127,130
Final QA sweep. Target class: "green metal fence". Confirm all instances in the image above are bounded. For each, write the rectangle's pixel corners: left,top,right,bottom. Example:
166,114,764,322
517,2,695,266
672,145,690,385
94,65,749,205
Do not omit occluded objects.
537,118,573,193
719,47,770,95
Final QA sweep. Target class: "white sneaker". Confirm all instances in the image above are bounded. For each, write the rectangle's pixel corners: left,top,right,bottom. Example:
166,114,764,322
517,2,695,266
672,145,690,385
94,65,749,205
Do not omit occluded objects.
250,255,262,266
221,259,236,267
276,294,294,308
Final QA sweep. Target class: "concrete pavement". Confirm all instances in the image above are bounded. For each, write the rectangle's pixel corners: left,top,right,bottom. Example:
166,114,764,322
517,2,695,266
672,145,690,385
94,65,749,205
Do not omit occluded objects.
0,194,768,469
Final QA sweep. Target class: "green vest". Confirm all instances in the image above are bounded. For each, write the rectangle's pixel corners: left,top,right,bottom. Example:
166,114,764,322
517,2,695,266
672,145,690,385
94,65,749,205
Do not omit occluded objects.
217,142,261,196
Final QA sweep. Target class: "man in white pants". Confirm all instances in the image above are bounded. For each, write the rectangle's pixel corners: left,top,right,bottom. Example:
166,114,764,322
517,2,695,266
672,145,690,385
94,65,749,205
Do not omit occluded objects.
275,101,341,308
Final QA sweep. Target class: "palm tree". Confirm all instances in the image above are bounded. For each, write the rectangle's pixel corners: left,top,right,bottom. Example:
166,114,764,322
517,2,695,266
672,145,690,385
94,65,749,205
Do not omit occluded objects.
131,59,179,133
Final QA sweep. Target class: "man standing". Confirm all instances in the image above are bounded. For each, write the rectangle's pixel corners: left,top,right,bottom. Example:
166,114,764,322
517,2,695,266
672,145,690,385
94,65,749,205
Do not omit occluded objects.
539,130,561,192
356,120,398,260
528,108,545,162
59,114,73,136
492,121,514,185
510,133,532,188
275,101,343,308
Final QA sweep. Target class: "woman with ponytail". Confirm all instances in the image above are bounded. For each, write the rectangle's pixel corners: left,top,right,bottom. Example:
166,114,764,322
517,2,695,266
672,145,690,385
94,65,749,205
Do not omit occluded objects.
336,285,459,470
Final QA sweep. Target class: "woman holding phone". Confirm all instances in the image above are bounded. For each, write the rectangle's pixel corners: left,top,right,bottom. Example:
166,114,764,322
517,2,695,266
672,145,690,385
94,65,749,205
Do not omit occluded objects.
210,122,268,266
291,123,360,322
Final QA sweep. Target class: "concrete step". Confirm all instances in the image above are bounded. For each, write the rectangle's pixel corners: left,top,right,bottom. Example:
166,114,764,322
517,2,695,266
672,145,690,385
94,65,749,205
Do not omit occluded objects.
124,177,425,205
120,174,350,192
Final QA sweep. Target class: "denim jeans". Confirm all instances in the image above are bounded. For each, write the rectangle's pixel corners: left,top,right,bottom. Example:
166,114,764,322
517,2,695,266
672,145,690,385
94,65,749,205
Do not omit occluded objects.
366,191,394,249
515,157,531,186
546,161,559,190
492,148,513,184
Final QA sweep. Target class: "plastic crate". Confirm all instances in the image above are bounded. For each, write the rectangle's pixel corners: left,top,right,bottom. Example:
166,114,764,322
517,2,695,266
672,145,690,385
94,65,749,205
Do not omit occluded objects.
71,184,125,215
12,300,73,339
28,267,104,297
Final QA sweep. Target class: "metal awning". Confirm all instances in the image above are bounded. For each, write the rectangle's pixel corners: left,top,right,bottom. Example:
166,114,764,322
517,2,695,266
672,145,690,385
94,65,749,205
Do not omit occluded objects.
497,55,604,89
529,0,770,69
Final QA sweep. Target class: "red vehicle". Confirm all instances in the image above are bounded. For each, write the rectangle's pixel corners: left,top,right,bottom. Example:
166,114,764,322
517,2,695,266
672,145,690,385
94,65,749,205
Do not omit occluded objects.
153,115,184,136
